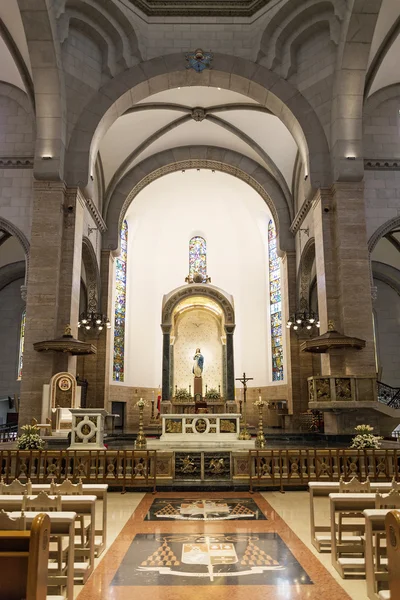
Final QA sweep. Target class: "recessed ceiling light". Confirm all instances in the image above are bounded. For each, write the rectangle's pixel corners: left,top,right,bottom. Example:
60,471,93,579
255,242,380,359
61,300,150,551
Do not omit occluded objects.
217,87,221,90
178,87,181,90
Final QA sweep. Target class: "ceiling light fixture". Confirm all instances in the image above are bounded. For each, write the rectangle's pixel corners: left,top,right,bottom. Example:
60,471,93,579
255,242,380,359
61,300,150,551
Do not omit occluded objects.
42,155,52,160
78,311,111,333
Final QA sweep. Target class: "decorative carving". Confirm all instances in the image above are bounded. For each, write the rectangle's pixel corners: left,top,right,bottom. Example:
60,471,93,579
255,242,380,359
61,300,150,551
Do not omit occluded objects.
0,156,33,168
186,49,213,72
194,418,207,433
180,455,197,474
315,378,331,401
165,419,183,434
220,419,236,433
335,378,352,401
208,457,225,475
191,107,206,122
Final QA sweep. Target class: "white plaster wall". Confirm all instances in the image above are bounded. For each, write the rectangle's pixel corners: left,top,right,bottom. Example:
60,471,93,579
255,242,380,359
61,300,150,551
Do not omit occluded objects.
173,309,222,392
374,279,400,387
113,169,282,389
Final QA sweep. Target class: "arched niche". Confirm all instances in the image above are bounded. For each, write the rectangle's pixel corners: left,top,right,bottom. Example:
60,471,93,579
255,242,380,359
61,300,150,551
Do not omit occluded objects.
161,283,235,402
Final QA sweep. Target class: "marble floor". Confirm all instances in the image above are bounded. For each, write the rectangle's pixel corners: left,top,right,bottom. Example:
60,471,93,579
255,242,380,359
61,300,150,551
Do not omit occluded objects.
72,490,375,600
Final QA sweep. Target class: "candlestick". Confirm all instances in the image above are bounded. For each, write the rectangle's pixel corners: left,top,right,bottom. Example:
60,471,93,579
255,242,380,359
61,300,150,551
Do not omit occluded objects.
254,398,266,449
134,397,147,450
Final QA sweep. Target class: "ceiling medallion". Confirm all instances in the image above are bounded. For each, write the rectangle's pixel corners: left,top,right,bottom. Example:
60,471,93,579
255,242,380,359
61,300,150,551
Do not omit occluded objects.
186,49,213,72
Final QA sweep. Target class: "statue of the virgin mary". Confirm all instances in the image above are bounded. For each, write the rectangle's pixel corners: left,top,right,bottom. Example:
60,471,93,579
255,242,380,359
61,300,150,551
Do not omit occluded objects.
192,348,204,378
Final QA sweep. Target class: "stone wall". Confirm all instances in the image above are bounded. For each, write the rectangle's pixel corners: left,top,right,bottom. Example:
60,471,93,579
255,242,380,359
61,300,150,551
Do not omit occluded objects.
0,278,25,401
374,279,400,387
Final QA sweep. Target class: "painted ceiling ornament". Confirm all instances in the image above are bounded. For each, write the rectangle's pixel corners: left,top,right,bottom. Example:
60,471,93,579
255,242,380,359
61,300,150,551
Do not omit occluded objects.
186,48,213,72
192,107,206,122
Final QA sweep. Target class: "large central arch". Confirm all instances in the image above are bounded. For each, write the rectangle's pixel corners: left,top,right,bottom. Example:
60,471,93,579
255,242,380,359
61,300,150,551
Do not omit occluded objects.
104,145,295,255
65,53,332,191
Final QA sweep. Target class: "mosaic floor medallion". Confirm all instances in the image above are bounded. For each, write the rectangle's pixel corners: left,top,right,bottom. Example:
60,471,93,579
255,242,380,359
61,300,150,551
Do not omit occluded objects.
146,497,267,521
111,532,312,586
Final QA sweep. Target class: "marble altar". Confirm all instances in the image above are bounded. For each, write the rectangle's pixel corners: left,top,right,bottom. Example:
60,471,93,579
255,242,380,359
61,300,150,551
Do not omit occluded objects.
146,413,254,449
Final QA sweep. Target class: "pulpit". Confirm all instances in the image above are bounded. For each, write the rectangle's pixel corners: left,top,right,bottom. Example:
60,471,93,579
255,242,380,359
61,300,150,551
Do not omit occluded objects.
68,408,108,449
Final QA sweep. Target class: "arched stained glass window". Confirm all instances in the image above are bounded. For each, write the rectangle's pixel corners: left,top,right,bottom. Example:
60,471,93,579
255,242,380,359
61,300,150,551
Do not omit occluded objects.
189,236,207,282
268,220,284,381
113,220,128,381
17,309,26,381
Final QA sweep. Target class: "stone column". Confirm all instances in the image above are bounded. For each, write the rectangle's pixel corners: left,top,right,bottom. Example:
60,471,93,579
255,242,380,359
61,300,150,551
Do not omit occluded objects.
313,183,376,376
161,324,172,400
225,324,235,400
85,250,114,409
281,251,311,417
20,181,65,424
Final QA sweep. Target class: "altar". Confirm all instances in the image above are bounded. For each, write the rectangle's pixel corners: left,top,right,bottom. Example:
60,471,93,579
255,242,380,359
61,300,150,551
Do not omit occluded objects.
146,413,254,449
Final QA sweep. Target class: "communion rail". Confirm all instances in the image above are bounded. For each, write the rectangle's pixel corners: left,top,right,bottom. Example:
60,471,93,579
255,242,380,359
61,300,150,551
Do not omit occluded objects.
249,448,400,492
0,449,157,492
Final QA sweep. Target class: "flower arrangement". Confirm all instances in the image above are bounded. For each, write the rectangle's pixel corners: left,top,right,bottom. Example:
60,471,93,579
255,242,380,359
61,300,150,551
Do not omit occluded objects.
16,424,45,450
350,424,383,449
205,388,221,400
175,388,191,401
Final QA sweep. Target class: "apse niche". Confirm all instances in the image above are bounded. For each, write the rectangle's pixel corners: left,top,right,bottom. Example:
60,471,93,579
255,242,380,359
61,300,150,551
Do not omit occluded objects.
111,170,286,389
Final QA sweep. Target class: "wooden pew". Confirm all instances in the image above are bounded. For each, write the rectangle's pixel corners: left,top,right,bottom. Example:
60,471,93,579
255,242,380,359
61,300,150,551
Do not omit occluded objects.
385,509,400,600
0,512,50,600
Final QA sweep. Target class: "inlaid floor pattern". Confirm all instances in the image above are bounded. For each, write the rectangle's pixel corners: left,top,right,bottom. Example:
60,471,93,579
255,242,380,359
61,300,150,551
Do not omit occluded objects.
76,492,351,600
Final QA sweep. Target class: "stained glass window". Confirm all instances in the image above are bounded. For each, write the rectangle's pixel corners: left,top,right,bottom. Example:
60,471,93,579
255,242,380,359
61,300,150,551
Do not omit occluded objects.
268,220,284,381
17,309,26,381
189,236,207,282
113,220,128,381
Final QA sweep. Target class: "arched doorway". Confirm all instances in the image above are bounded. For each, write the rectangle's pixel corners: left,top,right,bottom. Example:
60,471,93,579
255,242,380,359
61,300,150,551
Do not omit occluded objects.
161,283,235,401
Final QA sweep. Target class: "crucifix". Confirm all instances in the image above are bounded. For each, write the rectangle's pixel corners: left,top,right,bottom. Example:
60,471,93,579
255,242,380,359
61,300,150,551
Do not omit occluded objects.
236,372,253,440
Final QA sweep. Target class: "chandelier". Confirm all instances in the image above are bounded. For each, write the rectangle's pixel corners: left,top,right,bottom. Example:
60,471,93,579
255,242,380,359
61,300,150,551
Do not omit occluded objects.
78,312,111,332
286,311,320,332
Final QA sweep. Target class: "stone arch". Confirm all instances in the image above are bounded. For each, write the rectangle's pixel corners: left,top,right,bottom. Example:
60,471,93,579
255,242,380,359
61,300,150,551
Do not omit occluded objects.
297,237,316,309
0,217,30,285
368,216,400,254
330,2,382,182
0,261,25,293
17,0,66,180
364,83,400,116
65,54,332,191
81,236,100,312
162,283,235,328
365,16,400,99
372,261,400,298
104,146,294,256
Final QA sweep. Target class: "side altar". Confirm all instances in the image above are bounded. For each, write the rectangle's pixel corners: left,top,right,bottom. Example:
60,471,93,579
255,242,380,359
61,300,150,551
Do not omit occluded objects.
146,413,254,449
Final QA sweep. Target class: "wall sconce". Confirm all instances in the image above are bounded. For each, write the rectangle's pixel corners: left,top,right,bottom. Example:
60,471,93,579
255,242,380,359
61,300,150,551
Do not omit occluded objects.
346,156,356,160
42,155,52,160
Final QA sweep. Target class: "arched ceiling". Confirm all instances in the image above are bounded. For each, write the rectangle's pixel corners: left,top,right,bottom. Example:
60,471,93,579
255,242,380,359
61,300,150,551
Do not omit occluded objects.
98,86,298,199
367,0,400,97
0,0,32,92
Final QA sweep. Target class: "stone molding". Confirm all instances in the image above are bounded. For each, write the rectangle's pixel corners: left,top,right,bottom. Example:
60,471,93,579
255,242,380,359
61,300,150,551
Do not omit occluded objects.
0,217,30,282
85,196,107,233
128,0,271,17
162,283,235,327
0,156,34,169
368,215,400,253
364,158,400,170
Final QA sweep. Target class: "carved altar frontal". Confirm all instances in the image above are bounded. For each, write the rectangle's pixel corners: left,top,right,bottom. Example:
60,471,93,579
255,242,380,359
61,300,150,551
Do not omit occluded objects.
147,414,254,449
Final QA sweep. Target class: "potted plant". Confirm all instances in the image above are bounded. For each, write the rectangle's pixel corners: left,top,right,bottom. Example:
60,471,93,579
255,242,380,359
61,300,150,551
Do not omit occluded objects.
205,388,221,400
16,424,45,450
175,388,191,401
350,424,383,449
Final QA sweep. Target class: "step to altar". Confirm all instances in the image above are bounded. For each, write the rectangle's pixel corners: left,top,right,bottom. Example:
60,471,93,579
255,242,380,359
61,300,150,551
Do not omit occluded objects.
146,439,254,450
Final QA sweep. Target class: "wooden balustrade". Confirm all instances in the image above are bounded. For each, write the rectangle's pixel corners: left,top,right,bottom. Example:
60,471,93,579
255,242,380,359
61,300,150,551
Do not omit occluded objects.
249,449,400,492
0,450,157,491
0,448,399,491
0,512,50,600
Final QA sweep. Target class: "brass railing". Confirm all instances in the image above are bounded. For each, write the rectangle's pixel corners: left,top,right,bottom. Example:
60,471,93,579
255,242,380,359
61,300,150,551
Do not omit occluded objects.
249,449,400,492
0,450,157,492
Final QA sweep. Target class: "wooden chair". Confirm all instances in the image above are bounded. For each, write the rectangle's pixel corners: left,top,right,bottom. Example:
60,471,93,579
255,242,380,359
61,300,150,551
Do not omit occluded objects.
337,477,371,572
391,477,400,491
0,512,50,600
22,492,62,513
376,490,400,510
0,509,26,531
22,492,64,577
50,479,87,547
385,510,400,600
0,476,32,495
